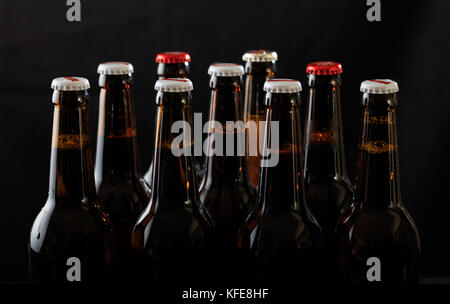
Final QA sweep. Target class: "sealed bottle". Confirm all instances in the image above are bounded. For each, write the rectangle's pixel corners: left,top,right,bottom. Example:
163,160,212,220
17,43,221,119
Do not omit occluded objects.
94,62,150,280
237,79,323,283
303,62,352,238
242,50,278,187
200,63,256,241
199,63,256,282
336,79,420,284
29,77,116,283
131,78,214,283
144,51,191,185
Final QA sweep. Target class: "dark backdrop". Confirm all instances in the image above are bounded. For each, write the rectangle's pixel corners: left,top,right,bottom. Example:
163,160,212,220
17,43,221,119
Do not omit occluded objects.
0,0,449,283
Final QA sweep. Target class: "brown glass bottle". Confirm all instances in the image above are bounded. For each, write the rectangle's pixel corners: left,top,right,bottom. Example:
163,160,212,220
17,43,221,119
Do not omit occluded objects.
29,77,116,283
131,79,214,284
200,64,255,242
336,79,420,285
242,50,277,187
237,79,323,284
94,63,150,281
303,62,352,239
199,63,256,282
144,52,191,185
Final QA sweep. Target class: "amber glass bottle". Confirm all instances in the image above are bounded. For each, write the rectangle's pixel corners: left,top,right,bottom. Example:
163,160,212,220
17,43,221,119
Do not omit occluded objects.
199,63,256,282
131,79,214,284
336,79,420,284
303,62,353,239
242,50,277,187
94,62,150,281
238,79,324,284
144,52,191,185
29,77,116,283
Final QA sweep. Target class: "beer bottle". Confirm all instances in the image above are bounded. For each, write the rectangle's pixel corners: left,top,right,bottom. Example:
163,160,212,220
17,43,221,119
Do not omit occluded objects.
237,79,323,283
336,79,420,284
94,62,150,280
242,50,278,187
131,78,214,284
29,77,116,283
303,62,352,238
200,64,255,242
144,51,191,185
199,63,256,282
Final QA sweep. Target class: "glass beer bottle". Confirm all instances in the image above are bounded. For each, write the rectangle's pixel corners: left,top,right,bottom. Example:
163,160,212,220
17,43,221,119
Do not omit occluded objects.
237,79,323,283
131,78,214,283
199,63,256,282
242,50,278,187
336,79,420,284
144,51,191,185
94,62,150,280
303,62,352,238
29,77,116,283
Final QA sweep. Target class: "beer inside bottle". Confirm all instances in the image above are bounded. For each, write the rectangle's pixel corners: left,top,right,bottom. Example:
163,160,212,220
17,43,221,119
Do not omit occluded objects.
131,78,214,284
94,62,150,281
237,79,323,283
144,51,191,185
29,77,116,283
242,50,277,187
303,62,352,238
336,79,420,284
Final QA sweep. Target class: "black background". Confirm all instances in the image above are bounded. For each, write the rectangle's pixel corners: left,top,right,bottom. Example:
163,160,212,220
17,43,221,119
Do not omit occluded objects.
0,0,449,283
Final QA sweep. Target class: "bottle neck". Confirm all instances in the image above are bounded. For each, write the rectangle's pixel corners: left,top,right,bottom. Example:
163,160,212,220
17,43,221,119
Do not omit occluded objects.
95,75,140,184
48,91,96,204
203,76,248,186
257,93,309,214
157,62,190,79
151,91,199,207
243,61,276,119
304,74,348,181
356,93,402,207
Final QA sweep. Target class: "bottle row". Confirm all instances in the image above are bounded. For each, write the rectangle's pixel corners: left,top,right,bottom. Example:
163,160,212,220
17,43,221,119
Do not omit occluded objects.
29,50,420,285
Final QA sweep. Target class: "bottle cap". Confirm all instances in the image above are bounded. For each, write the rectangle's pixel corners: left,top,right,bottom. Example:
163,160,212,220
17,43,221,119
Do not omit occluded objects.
263,79,302,93
97,62,134,75
306,61,343,75
51,77,90,91
154,78,193,92
242,50,278,62
360,79,399,94
208,63,244,77
155,52,191,63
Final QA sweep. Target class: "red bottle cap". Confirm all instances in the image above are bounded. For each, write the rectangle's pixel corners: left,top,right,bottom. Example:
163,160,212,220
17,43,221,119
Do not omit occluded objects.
155,52,191,63
306,61,343,75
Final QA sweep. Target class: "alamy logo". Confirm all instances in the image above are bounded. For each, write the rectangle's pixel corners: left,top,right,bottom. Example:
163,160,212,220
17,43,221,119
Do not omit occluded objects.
366,257,381,282
170,113,280,167
66,257,81,282
66,0,81,22
366,0,381,22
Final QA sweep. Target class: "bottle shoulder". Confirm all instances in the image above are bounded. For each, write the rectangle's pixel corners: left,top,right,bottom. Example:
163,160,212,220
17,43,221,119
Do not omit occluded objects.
337,203,420,248
30,197,114,254
133,198,213,236
131,198,212,252
238,208,321,250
